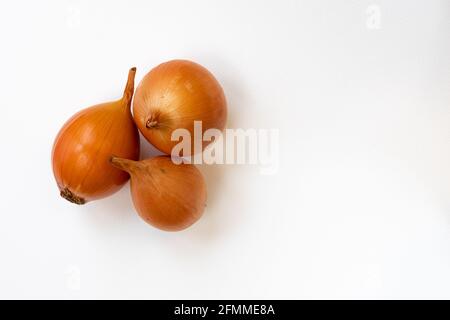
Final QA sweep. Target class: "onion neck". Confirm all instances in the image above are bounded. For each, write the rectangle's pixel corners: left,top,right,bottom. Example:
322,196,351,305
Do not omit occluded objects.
121,67,136,109
110,156,140,173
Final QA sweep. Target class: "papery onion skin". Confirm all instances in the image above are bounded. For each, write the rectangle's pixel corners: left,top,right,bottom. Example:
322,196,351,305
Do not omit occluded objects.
110,156,207,231
133,59,227,156
52,68,140,204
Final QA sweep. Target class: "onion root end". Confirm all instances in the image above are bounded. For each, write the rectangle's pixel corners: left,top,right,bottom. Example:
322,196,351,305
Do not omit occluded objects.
60,187,86,205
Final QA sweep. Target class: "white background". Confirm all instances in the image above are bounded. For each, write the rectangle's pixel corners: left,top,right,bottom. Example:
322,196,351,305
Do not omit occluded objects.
0,0,449,299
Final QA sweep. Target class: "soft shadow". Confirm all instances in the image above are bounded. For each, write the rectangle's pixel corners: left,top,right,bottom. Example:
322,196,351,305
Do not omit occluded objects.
192,162,227,239
81,183,136,230
139,132,165,159
438,189,450,225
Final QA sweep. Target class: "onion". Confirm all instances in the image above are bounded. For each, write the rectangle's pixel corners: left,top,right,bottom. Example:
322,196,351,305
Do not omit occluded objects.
133,60,227,156
110,156,207,231
52,68,140,204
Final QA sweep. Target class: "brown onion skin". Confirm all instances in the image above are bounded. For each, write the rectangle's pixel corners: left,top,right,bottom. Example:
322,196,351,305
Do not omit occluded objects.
110,156,207,231
133,60,227,156
52,68,140,204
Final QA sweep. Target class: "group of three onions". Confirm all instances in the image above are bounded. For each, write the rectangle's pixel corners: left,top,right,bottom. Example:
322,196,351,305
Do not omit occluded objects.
51,60,227,231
